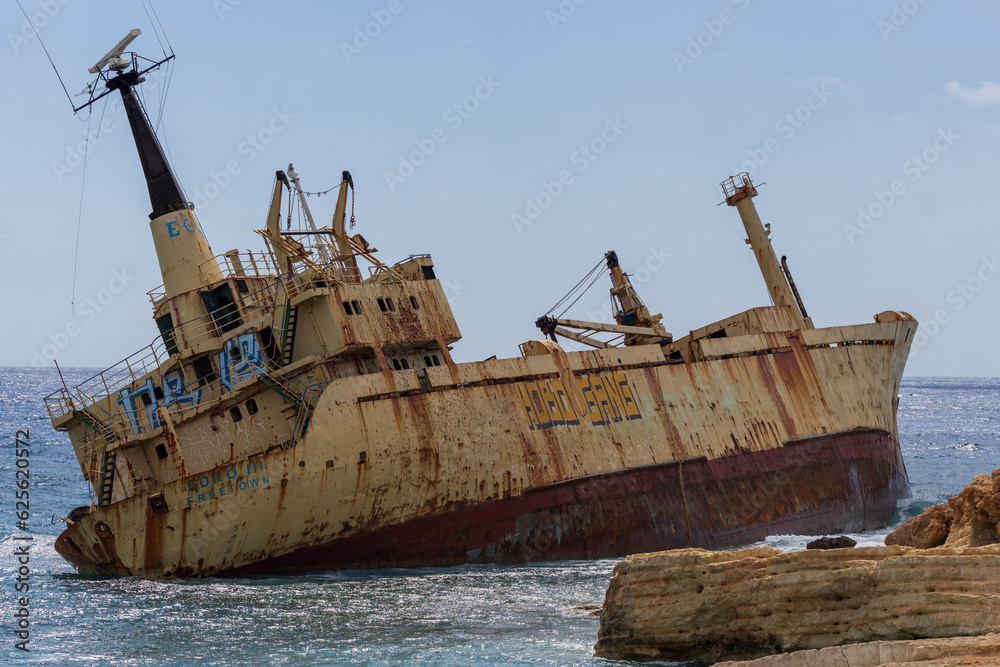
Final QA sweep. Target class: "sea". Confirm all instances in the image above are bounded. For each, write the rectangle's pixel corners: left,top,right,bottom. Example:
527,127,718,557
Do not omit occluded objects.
1,369,997,666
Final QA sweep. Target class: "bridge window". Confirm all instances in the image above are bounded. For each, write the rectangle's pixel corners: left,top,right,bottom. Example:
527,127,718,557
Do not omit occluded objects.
386,298,396,312
351,300,363,314
342,300,352,315
424,356,431,366
432,355,441,366
392,358,401,370
193,356,216,387
230,406,243,423
378,298,387,312
400,358,409,370
410,296,420,310
155,313,179,356
246,398,259,415
155,443,168,460
200,282,243,334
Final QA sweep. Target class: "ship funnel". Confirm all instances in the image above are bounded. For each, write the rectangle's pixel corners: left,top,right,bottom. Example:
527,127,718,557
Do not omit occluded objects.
98,48,222,300
721,173,811,329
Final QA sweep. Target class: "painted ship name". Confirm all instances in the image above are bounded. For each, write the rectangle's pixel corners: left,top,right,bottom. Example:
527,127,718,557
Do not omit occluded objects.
516,370,642,431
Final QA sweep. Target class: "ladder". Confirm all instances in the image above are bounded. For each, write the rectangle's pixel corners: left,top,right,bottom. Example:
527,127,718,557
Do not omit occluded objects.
281,304,299,366
97,450,117,507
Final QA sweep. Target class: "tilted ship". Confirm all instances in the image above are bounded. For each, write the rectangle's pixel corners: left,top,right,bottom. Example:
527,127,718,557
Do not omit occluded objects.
47,36,917,577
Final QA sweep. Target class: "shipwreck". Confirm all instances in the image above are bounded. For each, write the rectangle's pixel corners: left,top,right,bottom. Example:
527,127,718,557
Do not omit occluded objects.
46,34,916,577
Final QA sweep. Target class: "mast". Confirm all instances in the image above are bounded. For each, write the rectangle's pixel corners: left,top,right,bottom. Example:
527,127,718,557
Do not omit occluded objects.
81,32,221,301
721,174,812,330
286,164,333,265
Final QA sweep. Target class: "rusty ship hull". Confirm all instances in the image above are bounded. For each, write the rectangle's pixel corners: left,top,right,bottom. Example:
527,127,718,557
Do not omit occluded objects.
52,305,914,577
48,42,916,578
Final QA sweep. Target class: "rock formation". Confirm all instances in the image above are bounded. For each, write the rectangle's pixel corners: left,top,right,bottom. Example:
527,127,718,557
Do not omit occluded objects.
886,470,1000,549
806,536,857,550
714,633,1000,666
885,504,953,549
594,545,1000,663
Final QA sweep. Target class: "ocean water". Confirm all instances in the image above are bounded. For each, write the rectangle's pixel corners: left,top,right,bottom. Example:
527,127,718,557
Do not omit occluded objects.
1,369,996,666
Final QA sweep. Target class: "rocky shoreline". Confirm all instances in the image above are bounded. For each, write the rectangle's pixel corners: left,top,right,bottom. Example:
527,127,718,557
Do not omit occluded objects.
594,470,1000,665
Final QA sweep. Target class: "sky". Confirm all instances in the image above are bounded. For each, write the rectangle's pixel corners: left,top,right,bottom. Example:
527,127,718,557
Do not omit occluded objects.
1,0,999,377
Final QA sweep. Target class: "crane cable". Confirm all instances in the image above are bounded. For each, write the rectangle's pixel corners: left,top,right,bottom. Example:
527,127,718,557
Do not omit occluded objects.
545,256,607,319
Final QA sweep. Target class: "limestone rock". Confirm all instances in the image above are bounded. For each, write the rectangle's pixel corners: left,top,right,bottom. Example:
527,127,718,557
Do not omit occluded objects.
715,633,1000,666
885,504,953,549
594,545,1000,663
944,471,1000,548
883,470,1000,549
806,536,857,550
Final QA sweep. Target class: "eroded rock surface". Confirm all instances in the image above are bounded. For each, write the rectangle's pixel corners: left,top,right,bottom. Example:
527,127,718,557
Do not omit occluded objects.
886,504,953,549
595,545,1000,663
715,633,1000,666
887,470,1000,549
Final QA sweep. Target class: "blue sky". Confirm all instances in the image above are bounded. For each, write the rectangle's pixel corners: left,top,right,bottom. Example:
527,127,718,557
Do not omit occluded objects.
2,0,999,376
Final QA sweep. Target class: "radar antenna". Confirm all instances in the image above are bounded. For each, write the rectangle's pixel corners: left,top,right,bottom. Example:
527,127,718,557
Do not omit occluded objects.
89,28,141,74
73,29,173,114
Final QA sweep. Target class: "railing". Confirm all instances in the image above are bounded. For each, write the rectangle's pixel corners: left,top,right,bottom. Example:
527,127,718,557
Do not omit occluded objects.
45,339,170,423
209,249,279,280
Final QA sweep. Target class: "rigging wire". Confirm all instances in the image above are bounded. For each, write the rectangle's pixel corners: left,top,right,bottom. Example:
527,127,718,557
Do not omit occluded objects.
545,256,607,318
137,0,167,58
70,95,110,314
556,267,606,319
155,57,173,133
15,0,74,111
144,0,175,56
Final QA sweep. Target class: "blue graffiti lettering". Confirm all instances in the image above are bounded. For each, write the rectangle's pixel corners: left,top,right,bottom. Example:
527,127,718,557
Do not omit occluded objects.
218,332,266,392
